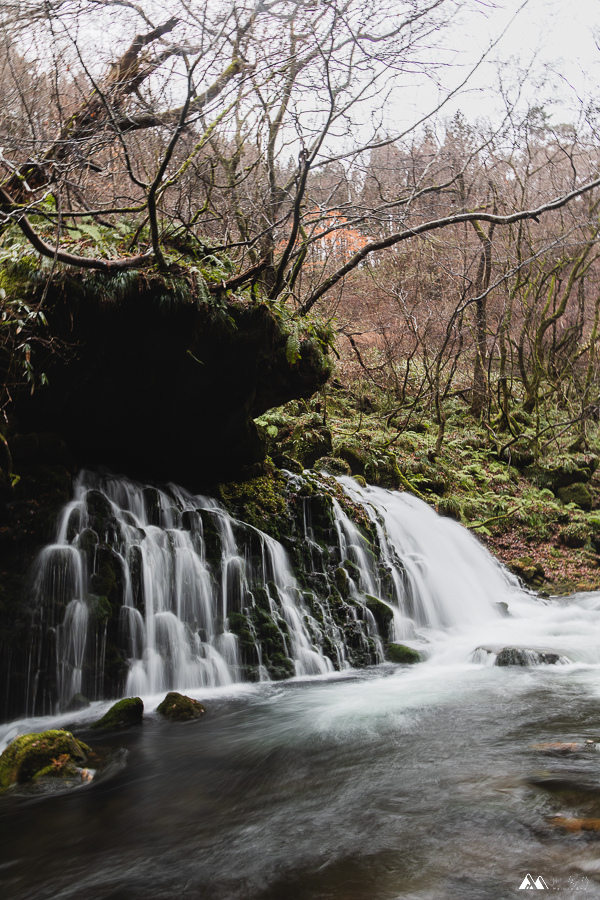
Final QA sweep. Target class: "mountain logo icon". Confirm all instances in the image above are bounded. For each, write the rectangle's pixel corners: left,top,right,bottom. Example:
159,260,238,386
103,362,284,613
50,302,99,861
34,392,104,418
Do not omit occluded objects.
519,873,549,889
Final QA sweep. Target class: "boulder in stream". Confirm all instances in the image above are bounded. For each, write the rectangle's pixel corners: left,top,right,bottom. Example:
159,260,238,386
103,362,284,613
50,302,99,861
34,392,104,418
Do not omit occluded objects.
157,692,205,722
495,647,566,666
91,697,144,730
0,730,92,791
473,645,571,666
387,643,422,664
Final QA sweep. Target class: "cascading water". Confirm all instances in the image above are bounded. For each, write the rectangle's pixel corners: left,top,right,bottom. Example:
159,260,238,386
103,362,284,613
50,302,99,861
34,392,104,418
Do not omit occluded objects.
8,475,600,900
20,467,573,718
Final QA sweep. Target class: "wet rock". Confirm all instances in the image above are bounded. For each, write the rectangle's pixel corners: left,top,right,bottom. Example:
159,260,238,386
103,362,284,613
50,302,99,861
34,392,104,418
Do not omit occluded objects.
0,729,92,791
528,773,600,814
363,595,394,633
508,556,545,587
495,601,510,617
314,456,351,476
495,647,566,666
532,741,600,755
548,815,600,833
91,697,144,730
64,692,91,712
157,692,205,722
387,643,421,664
334,566,349,598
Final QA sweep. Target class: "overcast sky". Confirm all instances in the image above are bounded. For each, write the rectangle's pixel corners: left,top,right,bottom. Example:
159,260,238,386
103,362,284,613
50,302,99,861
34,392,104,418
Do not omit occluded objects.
384,0,599,137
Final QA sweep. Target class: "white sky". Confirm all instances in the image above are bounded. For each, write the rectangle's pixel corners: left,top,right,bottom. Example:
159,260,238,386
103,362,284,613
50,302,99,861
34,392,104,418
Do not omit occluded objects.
430,0,599,127
388,0,600,131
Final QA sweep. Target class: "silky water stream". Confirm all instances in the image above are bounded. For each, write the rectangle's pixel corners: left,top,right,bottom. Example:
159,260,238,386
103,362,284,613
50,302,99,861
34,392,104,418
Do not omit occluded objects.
3,474,600,898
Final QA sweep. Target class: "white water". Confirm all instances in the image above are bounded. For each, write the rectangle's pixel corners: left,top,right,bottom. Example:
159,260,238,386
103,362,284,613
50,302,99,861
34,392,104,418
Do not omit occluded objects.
7,475,600,899
16,470,600,721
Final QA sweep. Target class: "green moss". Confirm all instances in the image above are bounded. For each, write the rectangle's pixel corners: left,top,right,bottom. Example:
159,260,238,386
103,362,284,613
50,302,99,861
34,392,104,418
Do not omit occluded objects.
91,696,144,730
334,566,349,598
342,558,362,582
218,463,290,539
387,643,421,664
0,730,91,791
157,692,205,722
364,595,394,632
560,522,589,549
556,483,593,510
314,456,352,476
437,497,462,521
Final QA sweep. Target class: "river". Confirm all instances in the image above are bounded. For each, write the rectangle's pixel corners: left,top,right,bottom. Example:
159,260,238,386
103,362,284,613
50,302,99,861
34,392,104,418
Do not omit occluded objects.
3,599,600,898
3,475,600,897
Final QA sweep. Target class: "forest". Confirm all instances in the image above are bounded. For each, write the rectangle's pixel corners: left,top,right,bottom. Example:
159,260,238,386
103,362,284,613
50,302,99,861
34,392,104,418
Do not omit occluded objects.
2,2,600,898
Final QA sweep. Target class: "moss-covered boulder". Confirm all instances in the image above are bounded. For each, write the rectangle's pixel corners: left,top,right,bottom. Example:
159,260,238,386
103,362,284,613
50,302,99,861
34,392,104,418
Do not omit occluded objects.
387,643,421,664
556,483,593,510
509,556,545,587
364,595,394,633
0,730,92,791
314,456,352,476
157,692,205,722
91,696,144,730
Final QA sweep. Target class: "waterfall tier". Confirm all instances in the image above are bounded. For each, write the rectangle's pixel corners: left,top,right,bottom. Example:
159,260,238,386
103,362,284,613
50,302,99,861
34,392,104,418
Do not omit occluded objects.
20,471,519,717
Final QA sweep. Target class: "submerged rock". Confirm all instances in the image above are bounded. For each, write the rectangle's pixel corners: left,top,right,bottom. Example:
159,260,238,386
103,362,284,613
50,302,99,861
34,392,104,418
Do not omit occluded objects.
0,729,92,791
64,692,91,712
91,697,144,730
549,815,600,833
387,643,421,664
157,692,205,722
532,741,600,755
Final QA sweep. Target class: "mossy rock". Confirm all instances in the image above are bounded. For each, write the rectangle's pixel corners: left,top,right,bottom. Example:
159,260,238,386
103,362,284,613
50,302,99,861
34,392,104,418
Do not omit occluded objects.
509,556,545,586
291,426,333,468
218,465,290,539
560,522,589,549
0,730,92,791
364,595,394,633
91,697,144,730
387,643,421,664
335,566,349,598
64,692,91,712
157,692,205,722
314,456,352,476
342,558,362,582
556,482,593,510
335,441,369,476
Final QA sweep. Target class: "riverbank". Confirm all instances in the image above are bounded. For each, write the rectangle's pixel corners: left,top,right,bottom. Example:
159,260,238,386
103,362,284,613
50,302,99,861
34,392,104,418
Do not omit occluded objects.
255,379,600,595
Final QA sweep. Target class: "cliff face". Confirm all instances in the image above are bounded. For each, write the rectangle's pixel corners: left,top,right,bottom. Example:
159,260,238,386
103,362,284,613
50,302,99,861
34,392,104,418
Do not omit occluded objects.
0,270,332,722
13,272,332,488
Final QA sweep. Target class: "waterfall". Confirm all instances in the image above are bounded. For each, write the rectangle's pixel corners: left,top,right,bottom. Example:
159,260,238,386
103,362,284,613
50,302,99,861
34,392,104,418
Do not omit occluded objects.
22,470,525,715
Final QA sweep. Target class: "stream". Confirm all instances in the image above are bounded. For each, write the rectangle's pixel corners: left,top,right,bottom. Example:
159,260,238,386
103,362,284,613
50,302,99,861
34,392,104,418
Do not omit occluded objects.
3,609,600,898
3,475,600,897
